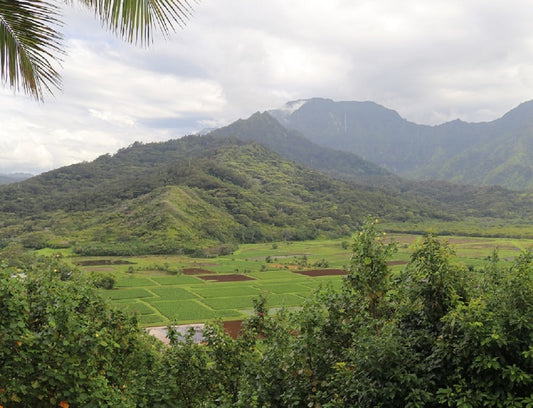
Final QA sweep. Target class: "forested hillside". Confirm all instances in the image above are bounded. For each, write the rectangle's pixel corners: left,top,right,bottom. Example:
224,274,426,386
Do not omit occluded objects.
270,98,533,189
209,111,391,179
207,110,533,222
2,130,533,255
0,136,441,255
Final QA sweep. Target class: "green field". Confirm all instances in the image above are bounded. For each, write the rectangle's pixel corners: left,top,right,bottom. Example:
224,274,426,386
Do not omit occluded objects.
63,234,533,327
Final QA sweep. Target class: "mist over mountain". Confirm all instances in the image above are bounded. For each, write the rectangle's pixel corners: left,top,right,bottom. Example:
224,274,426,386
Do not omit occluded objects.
270,98,533,190
0,173,33,185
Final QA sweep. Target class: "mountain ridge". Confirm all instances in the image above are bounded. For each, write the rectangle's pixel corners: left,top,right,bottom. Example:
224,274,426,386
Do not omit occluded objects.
209,110,392,180
2,104,533,255
270,98,533,189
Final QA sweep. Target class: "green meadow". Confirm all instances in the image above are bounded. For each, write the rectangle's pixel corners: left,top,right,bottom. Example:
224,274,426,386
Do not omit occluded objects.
61,234,533,327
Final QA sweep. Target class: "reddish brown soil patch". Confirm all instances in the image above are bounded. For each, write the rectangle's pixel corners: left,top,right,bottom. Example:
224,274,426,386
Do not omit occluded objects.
223,320,244,339
198,274,256,282
295,269,346,277
388,260,408,266
183,268,213,275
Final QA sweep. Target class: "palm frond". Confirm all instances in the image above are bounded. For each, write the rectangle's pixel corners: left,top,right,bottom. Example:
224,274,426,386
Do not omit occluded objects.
0,0,63,100
77,0,196,45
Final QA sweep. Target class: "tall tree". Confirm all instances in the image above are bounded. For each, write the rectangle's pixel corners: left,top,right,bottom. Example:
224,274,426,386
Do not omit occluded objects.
0,0,194,100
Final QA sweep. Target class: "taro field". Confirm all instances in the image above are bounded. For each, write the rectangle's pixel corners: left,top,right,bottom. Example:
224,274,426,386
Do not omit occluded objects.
63,234,533,327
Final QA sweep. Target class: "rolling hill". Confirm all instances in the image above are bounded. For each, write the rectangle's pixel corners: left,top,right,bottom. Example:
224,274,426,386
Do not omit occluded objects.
2,118,533,256
0,136,444,255
270,98,533,190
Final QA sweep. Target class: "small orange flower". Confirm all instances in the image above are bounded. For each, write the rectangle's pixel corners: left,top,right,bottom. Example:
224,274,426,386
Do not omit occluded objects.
59,401,69,408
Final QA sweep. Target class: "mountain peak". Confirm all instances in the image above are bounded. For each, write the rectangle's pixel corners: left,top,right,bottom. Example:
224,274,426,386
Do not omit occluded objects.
499,99,533,124
209,110,391,178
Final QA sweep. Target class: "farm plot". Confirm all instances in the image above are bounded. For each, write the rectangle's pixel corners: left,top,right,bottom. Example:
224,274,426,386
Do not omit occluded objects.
258,282,310,294
116,277,157,287
268,293,306,307
113,301,156,315
85,234,533,327
104,288,155,300
139,314,169,325
101,268,343,326
99,269,345,326
198,274,255,282
191,285,262,298
152,299,241,322
302,278,343,291
249,270,309,281
201,296,257,310
295,269,345,277
150,287,199,300
151,275,206,285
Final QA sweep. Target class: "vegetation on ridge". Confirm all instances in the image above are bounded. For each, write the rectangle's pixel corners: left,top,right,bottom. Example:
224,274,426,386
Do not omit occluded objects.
0,136,450,255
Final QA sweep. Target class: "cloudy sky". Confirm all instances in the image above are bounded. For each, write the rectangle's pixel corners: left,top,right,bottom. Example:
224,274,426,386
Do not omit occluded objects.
2,0,533,174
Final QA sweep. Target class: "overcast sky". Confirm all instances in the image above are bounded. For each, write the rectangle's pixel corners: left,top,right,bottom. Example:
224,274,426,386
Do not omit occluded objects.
2,0,533,174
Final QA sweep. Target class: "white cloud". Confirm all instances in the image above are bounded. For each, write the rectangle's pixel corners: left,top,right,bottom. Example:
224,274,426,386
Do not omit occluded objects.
1,0,533,173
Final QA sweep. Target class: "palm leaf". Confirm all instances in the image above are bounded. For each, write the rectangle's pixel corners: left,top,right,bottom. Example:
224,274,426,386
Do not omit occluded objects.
77,0,195,45
0,0,195,99
0,0,63,100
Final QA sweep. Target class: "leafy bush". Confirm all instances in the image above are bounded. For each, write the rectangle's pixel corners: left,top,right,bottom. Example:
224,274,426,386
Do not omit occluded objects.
0,258,159,407
91,273,116,289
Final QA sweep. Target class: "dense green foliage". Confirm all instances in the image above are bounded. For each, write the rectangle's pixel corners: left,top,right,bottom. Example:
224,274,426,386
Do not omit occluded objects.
1,132,533,256
2,223,532,406
0,256,160,407
0,136,452,255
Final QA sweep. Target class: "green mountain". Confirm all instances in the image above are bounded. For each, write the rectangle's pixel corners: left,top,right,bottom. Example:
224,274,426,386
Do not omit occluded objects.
0,136,445,255
2,127,533,256
206,108,533,225
270,98,533,190
209,111,391,180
